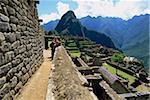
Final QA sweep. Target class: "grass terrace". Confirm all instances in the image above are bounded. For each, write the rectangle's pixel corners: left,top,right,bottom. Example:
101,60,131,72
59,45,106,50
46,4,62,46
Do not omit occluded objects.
69,50,81,57
102,63,136,85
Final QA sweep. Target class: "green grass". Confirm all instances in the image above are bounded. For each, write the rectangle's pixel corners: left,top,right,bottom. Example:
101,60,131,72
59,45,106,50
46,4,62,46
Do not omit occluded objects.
48,41,51,48
103,63,136,85
67,42,77,47
79,40,95,45
86,55,92,61
69,52,81,57
66,46,78,50
136,85,150,93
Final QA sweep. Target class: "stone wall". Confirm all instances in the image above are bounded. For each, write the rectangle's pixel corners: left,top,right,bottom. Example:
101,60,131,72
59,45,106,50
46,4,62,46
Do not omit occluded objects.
48,46,95,100
0,0,44,99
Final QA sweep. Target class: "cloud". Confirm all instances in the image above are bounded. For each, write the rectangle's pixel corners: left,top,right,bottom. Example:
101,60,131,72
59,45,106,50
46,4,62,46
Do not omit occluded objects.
73,0,150,20
57,2,70,17
39,1,70,24
40,0,150,24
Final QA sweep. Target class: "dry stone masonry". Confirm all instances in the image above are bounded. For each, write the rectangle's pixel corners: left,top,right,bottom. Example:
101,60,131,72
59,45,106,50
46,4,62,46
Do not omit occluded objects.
0,0,44,99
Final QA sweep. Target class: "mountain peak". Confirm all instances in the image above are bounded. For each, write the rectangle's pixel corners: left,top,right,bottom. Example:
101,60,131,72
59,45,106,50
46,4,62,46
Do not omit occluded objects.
55,10,84,36
62,10,76,20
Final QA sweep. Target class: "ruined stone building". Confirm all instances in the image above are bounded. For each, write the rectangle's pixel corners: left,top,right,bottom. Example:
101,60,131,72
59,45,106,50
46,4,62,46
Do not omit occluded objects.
0,0,44,99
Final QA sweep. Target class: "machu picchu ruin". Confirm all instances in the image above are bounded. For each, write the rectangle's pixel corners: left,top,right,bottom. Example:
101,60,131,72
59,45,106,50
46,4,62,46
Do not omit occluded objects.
0,0,149,100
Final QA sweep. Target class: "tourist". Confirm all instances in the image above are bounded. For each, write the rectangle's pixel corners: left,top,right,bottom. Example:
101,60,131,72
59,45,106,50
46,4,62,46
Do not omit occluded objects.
50,37,61,60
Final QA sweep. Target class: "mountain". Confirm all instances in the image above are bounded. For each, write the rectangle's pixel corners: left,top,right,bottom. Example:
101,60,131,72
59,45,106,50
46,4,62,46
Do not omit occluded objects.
80,16,127,48
80,14,150,69
55,11,115,48
42,20,59,31
42,13,149,69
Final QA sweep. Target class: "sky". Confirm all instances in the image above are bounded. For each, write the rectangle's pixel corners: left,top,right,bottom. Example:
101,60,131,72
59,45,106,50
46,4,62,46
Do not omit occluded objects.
37,0,150,24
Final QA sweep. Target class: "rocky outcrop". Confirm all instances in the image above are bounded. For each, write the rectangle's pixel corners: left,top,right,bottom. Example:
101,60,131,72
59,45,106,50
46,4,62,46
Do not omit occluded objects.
0,0,44,99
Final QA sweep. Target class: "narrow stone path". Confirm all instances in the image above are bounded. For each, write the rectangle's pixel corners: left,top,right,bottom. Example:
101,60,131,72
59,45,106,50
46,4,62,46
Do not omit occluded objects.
15,50,52,100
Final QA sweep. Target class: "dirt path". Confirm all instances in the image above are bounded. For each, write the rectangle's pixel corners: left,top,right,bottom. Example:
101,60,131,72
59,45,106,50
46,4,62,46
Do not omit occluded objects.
15,50,52,100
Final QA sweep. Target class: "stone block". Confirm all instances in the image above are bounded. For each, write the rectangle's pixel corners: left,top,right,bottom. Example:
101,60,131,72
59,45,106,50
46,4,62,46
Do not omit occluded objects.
11,41,20,50
15,54,22,61
16,63,23,71
0,77,6,86
2,93,12,100
0,32,5,43
16,32,21,40
18,45,26,54
21,73,29,85
9,90,15,96
0,42,11,52
10,76,18,88
0,13,9,22
0,53,5,66
0,0,9,4
0,63,12,77
5,51,14,63
10,24,17,31
21,67,27,74
23,58,29,66
14,81,22,92
16,12,22,20
6,67,17,80
12,0,20,5
3,7,9,16
6,6,15,16
4,33,16,43
0,83,10,98
31,67,36,74
17,25,21,32
26,44,32,50
28,69,32,77
15,71,22,81
0,22,11,32
10,16,18,24
12,58,21,67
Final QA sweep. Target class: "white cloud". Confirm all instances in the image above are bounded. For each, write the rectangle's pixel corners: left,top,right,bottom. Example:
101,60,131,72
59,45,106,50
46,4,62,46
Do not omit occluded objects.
57,2,70,17
73,0,150,20
39,1,70,24
40,0,150,24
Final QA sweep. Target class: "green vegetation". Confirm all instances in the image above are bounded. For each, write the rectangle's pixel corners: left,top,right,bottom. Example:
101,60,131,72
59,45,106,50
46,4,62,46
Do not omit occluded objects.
48,30,59,35
69,50,81,57
67,42,76,47
86,55,92,61
111,53,124,63
48,41,51,48
136,85,150,93
79,40,95,45
103,63,136,85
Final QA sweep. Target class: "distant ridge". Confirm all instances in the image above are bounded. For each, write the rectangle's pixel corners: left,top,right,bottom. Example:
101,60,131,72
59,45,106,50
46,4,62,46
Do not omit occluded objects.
55,10,116,48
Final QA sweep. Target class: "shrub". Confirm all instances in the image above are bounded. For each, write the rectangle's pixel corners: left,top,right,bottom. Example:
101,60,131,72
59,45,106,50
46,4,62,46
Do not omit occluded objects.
111,53,124,63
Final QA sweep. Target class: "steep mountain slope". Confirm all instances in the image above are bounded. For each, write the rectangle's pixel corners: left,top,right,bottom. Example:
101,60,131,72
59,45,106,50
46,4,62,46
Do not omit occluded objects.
121,14,149,69
80,16,127,48
55,11,115,48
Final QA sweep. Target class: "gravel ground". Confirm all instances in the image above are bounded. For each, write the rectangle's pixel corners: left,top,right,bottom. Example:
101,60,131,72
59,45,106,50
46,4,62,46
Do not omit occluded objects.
15,50,52,100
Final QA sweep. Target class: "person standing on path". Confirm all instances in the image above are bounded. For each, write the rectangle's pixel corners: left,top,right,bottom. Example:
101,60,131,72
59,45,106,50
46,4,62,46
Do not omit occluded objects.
50,37,61,60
